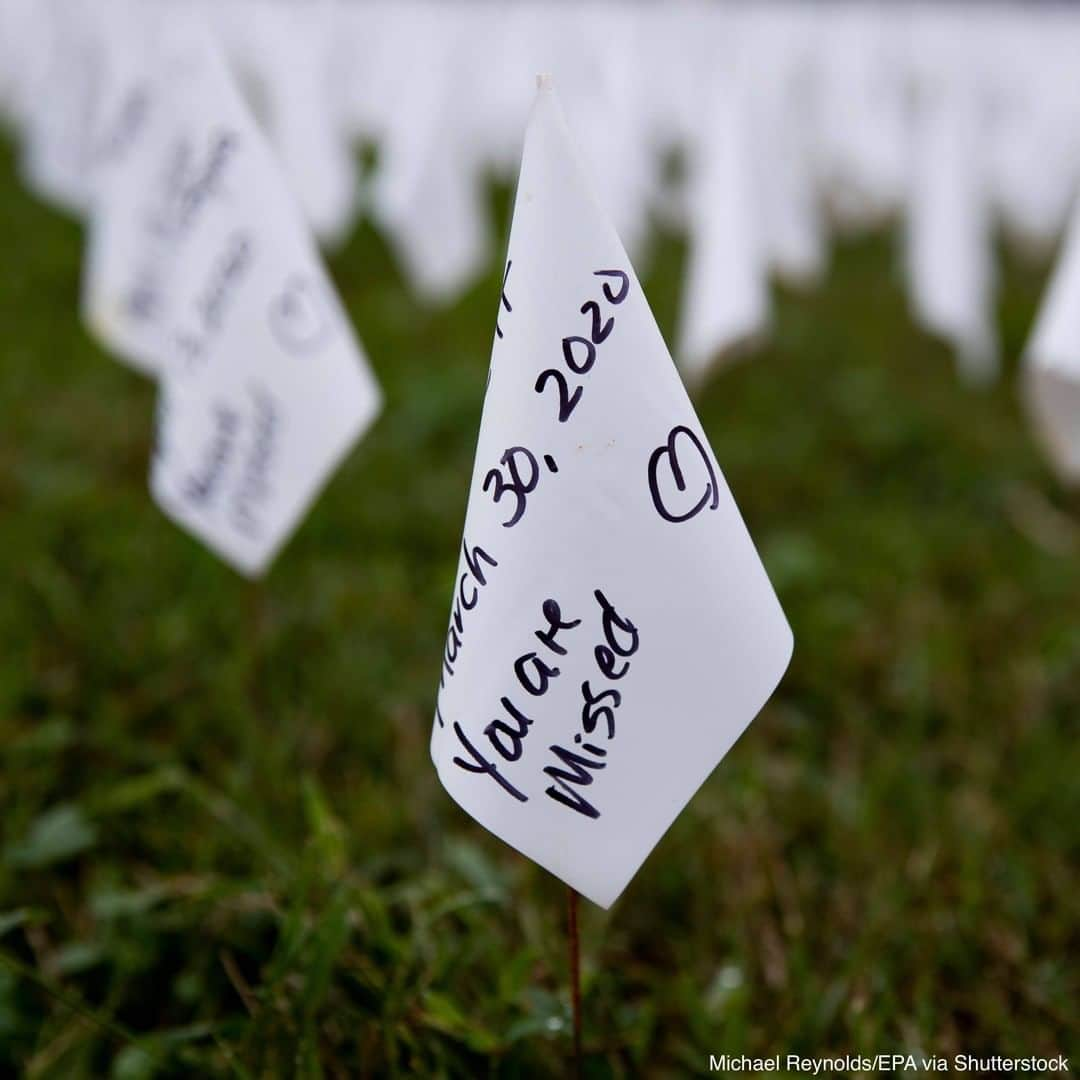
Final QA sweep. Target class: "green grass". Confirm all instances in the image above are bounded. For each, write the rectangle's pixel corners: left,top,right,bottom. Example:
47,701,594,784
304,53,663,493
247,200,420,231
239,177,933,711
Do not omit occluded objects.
0,133,1077,1077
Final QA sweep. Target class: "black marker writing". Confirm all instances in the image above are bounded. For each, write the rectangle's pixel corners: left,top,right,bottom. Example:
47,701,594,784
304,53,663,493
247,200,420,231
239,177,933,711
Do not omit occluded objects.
535,598,579,655
93,85,151,168
594,588,640,660
535,268,631,424
581,682,621,739
440,538,499,687
495,259,512,340
174,230,254,370
647,425,719,524
176,130,238,233
543,588,640,820
182,403,240,506
451,722,527,803
543,745,605,819
594,268,630,305
451,596,582,801
232,384,279,539
482,446,559,528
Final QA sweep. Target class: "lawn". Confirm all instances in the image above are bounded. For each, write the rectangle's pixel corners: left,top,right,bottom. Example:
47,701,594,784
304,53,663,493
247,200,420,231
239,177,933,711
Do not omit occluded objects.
0,133,1077,1077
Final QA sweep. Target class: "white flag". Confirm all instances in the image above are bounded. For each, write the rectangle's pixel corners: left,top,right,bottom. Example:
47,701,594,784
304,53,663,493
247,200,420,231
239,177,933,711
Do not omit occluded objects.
430,79,792,909
1024,197,1080,483
82,5,178,375
17,0,99,218
135,26,380,575
905,68,998,382
677,54,769,383
985,16,1080,256
815,7,908,229
368,6,490,304
232,7,359,248
745,7,825,287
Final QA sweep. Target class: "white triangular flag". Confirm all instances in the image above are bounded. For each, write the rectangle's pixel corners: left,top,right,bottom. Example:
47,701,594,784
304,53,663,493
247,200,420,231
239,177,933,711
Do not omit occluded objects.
82,4,177,375
1024,196,1080,482
569,6,656,265
368,7,490,304
985,16,1080,256
0,0,38,130
430,79,793,909
137,25,380,575
905,69,998,382
233,7,359,248
745,8,825,286
814,7,908,229
17,0,100,218
677,54,769,383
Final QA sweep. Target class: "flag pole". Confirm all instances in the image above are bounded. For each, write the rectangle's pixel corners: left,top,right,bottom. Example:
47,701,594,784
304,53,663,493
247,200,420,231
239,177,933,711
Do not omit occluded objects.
567,886,582,1076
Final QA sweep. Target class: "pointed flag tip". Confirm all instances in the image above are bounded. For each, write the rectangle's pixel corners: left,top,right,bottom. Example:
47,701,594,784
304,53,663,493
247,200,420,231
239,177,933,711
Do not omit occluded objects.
536,72,554,92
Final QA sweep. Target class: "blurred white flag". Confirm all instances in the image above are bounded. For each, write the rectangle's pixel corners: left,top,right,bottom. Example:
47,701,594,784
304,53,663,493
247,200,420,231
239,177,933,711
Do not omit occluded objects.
17,0,99,217
0,0,37,128
906,57,997,382
87,21,382,575
226,5,359,249
677,53,769,383
985,15,1080,256
368,5,490,304
430,79,792,908
746,7,825,287
1024,198,1080,483
82,4,179,375
816,6,908,229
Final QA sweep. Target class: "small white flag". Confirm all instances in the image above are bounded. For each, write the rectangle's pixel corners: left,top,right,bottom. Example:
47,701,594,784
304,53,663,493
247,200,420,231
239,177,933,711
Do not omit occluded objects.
906,72,998,382
120,25,381,576
237,7,359,249
677,59,769,383
82,5,177,375
1024,197,1080,483
368,10,490,304
17,0,98,218
430,78,793,909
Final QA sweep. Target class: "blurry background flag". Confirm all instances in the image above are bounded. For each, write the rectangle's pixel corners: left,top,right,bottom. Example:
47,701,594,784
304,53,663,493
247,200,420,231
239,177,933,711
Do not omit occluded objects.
14,0,97,218
430,78,793,909
749,7,825,288
218,4,360,250
1024,196,1080,484
905,61,998,383
95,19,383,576
677,48,769,383
6,0,1080,496
7,0,1080,394
365,4,492,305
82,3,179,376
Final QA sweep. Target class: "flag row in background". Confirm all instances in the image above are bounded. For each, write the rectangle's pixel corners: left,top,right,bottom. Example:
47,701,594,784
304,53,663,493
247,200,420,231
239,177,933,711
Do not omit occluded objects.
4,0,1080,384
0,0,1078,501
